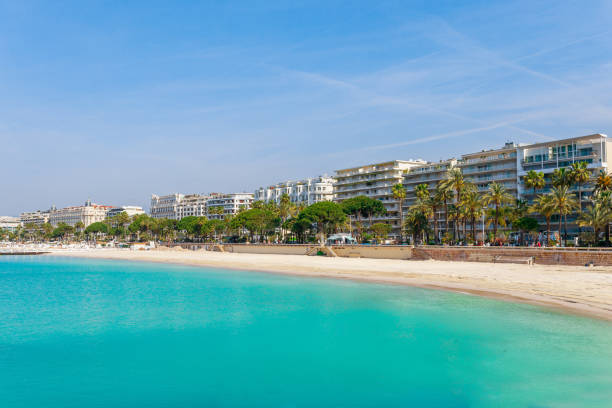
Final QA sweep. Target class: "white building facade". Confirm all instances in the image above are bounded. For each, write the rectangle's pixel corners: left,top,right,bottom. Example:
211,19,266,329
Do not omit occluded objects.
0,216,21,232
334,160,426,239
206,193,254,220
254,176,335,206
49,200,113,227
176,194,209,219
106,206,145,219
20,210,51,226
150,193,185,219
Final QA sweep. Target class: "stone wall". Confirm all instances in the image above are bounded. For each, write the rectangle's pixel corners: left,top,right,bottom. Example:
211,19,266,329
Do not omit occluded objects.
413,246,612,266
166,243,612,266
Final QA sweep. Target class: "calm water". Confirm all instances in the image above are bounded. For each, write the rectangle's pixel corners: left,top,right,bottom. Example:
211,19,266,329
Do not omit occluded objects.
1,256,611,407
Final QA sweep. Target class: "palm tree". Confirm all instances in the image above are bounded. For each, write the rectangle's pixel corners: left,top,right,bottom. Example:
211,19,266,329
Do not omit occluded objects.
404,207,429,245
524,170,545,199
593,191,612,243
392,184,407,243
462,189,483,242
443,168,465,240
570,161,590,213
427,185,445,244
485,206,512,243
437,181,454,242
529,194,555,246
594,170,612,195
552,167,572,188
483,182,513,242
74,221,85,241
278,194,297,242
415,183,429,200
578,203,611,245
550,185,578,244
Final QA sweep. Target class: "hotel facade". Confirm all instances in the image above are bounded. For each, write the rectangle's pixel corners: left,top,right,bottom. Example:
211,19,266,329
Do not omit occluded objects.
49,200,113,227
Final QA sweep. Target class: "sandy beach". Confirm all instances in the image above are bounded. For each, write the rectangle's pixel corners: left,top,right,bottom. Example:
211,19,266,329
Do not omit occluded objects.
46,248,612,321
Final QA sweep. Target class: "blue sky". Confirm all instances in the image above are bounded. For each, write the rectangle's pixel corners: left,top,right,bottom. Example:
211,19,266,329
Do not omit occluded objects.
2,0,612,215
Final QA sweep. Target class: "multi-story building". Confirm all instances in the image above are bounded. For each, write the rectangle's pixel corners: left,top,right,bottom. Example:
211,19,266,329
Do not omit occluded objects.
20,210,51,226
150,193,185,219
458,142,519,197
254,176,335,206
106,206,145,219
49,200,113,227
206,193,254,220
0,216,20,233
517,133,611,237
176,194,209,219
334,160,426,238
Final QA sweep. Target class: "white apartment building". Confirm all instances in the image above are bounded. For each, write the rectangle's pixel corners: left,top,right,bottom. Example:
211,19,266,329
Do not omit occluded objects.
0,216,20,232
403,159,457,239
459,142,519,197
49,200,113,227
20,210,51,226
334,160,426,238
176,194,209,219
517,133,611,237
254,176,334,206
106,206,145,219
150,193,185,219
206,193,254,220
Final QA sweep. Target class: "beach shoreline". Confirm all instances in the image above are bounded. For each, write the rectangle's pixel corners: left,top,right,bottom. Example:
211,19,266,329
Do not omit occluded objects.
43,248,612,322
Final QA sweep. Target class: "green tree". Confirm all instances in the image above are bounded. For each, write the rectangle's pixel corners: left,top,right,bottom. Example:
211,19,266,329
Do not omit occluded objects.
512,217,539,245
550,185,578,244
391,184,407,243
437,181,454,242
51,223,74,241
427,185,445,244
85,222,109,240
369,223,392,243
529,194,555,246
298,201,347,244
578,203,611,245
461,189,483,243
442,168,465,240
552,167,572,188
483,182,513,241
594,170,612,194
341,196,385,242
404,208,429,245
570,161,590,213
177,216,203,240
524,170,545,198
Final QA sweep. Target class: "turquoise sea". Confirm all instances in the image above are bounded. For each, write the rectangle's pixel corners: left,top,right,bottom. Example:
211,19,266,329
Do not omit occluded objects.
1,256,611,407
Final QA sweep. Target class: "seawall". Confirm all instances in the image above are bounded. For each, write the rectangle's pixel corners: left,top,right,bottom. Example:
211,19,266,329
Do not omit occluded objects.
167,243,612,266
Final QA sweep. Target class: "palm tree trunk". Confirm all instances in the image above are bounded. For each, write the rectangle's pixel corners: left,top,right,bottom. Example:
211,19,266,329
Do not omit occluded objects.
432,207,438,244
564,213,568,244
546,217,551,247
558,212,562,245
472,215,476,242
493,205,499,242
398,198,404,244
444,201,448,240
